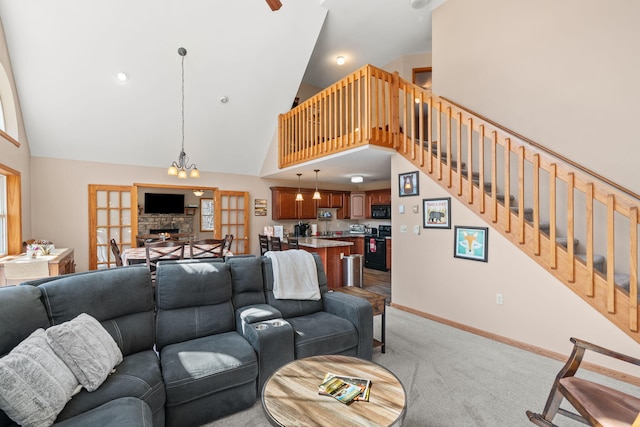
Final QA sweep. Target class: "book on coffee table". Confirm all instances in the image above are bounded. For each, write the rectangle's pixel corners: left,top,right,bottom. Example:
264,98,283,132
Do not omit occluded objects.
318,376,364,404
320,373,371,402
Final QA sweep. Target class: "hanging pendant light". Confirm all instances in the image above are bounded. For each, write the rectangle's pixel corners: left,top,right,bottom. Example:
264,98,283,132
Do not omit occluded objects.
295,173,304,201
168,47,199,179
313,169,321,200
192,189,204,197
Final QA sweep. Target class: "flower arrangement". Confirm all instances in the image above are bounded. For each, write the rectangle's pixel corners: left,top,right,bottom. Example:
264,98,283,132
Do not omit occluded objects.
26,240,55,257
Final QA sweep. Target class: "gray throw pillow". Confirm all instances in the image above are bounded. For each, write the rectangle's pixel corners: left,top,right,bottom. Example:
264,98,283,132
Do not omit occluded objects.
0,328,79,427
46,313,123,392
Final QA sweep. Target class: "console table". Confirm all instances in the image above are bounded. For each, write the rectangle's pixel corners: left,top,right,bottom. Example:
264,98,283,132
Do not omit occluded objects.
0,248,75,286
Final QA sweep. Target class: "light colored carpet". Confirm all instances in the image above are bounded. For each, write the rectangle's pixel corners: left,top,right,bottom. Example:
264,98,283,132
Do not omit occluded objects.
205,306,637,426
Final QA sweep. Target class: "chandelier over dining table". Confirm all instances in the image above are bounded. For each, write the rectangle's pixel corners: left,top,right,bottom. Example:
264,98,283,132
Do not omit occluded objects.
168,47,200,179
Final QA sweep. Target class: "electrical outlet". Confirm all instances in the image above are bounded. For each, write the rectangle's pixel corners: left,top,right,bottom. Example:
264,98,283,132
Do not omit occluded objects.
496,293,504,305
400,225,407,233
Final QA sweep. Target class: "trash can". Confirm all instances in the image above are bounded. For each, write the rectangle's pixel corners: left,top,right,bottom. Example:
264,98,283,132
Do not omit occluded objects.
342,254,363,287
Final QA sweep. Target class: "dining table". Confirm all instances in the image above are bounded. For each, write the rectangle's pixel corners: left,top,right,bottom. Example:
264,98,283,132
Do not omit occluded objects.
121,245,233,266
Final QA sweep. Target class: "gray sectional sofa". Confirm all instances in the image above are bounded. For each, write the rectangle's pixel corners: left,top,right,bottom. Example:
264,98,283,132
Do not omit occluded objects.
0,253,373,427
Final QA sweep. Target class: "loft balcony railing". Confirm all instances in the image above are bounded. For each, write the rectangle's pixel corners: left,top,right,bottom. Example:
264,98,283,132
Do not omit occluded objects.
278,64,640,344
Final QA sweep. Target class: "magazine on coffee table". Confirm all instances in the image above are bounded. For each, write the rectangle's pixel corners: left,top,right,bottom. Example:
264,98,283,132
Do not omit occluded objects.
318,376,364,404
320,373,371,402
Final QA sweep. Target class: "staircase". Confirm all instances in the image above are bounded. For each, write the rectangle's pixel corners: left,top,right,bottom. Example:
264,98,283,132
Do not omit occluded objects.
278,64,640,344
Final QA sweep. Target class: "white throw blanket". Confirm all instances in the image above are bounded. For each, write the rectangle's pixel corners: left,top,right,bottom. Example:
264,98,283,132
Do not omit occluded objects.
265,250,320,300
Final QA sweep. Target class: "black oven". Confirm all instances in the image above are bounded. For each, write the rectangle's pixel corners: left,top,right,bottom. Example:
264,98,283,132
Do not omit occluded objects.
371,204,391,219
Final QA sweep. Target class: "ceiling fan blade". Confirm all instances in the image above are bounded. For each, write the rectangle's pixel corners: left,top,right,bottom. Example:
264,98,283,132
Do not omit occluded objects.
265,0,282,11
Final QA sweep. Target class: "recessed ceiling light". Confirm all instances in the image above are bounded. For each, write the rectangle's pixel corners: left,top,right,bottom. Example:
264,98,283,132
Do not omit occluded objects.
116,72,128,82
351,175,363,183
336,56,346,65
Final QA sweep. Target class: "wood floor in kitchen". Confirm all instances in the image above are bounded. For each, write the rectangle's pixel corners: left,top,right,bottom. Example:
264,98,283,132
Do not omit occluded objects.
362,267,391,304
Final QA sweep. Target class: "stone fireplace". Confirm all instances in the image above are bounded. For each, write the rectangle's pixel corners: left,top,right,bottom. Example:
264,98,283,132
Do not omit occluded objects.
138,214,194,235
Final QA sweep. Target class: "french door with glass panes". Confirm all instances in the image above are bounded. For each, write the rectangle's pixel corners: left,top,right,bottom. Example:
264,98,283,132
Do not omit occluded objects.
88,185,136,270
217,191,249,254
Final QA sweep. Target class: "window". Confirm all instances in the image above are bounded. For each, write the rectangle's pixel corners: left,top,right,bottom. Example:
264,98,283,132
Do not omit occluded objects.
0,174,6,256
200,198,214,232
0,96,6,132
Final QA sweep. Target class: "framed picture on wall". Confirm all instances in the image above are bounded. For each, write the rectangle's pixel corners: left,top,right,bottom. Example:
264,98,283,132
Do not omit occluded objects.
423,197,451,229
454,226,488,262
399,171,419,197
200,199,214,232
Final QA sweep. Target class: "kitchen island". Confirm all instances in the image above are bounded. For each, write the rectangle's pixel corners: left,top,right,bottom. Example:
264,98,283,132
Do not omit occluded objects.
289,237,353,289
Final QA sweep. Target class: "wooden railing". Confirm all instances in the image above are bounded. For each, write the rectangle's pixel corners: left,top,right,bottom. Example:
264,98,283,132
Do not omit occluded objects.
279,65,397,168
278,64,640,344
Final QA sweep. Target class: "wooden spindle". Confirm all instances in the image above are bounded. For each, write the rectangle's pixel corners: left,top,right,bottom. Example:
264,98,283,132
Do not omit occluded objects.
567,172,575,282
467,117,473,204
533,154,540,255
586,183,594,296
630,206,638,331
518,146,525,244
549,163,557,269
492,132,498,223
479,125,485,213
504,138,511,233
607,194,615,313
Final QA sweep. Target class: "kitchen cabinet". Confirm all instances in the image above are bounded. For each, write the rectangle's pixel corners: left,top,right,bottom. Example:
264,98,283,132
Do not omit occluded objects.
271,187,316,220
365,189,392,218
272,187,350,220
337,236,364,255
350,192,366,219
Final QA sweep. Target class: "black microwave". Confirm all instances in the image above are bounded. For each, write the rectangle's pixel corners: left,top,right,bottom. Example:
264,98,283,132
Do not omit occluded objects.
371,204,391,219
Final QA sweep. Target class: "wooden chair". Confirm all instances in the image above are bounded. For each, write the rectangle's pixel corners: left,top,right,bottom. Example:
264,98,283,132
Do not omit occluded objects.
259,234,270,255
110,238,123,267
145,240,186,280
135,234,163,247
526,337,640,427
287,237,299,250
190,239,225,258
223,234,234,253
270,236,282,251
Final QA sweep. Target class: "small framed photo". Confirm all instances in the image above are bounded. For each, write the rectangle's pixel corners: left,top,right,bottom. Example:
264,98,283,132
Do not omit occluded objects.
454,226,489,262
423,197,451,229
399,171,419,197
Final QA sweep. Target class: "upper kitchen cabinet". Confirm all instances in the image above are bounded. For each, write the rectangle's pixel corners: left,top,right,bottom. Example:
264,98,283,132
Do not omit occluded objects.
350,192,366,220
271,187,316,220
365,189,392,218
271,187,350,220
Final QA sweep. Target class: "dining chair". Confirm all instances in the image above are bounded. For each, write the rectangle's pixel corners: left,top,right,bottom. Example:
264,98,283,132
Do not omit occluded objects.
270,236,282,251
287,237,299,250
223,234,234,253
109,238,123,267
259,234,270,255
145,240,186,281
190,239,225,258
136,234,163,247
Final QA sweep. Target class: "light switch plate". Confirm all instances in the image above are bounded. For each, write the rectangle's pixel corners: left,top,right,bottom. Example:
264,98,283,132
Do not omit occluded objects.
412,205,419,213
399,205,405,214
413,225,420,234
400,225,407,233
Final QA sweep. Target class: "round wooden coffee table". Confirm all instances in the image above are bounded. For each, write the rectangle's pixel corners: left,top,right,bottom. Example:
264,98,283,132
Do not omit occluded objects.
261,355,406,426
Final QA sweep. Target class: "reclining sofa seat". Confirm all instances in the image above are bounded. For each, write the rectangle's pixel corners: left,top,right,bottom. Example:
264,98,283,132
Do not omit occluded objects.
261,253,374,360
230,253,374,393
0,266,164,427
154,258,258,427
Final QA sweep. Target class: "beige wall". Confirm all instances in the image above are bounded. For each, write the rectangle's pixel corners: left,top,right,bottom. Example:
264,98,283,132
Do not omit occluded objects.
433,0,640,195
30,157,278,271
0,18,32,241
388,0,640,371
391,155,639,374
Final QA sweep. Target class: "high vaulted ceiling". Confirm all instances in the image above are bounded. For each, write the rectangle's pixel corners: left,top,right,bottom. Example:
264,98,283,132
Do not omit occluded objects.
0,0,444,185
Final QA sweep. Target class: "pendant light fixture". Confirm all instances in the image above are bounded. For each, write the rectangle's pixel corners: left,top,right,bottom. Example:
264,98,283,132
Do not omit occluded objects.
168,47,199,179
313,169,321,200
192,189,204,197
295,173,304,201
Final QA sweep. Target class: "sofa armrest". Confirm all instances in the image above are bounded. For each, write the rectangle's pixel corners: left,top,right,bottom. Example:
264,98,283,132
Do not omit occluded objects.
323,292,373,360
235,304,282,335
241,319,294,393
